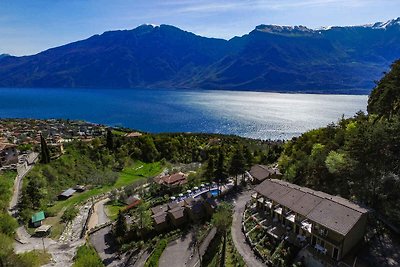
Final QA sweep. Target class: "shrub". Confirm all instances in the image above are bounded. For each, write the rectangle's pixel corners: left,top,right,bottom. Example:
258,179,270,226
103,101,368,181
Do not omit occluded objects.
61,206,79,222
145,239,168,267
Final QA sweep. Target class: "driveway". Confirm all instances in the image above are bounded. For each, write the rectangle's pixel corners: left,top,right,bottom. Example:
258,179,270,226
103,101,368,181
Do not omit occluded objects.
231,190,266,267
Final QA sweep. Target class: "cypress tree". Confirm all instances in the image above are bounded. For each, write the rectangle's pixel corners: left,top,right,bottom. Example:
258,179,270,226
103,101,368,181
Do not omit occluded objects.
40,134,50,164
106,129,114,150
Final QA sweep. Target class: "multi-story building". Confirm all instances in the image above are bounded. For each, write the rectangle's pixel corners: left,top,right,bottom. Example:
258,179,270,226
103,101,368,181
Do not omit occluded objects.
253,179,368,261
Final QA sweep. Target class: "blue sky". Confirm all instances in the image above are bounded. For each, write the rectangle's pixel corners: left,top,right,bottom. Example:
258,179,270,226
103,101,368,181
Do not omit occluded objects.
1,0,399,56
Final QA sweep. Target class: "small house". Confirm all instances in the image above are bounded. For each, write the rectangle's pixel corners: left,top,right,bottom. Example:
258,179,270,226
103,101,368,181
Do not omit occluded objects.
35,224,52,236
58,188,76,200
185,197,205,221
152,212,169,232
74,185,86,192
248,164,282,184
168,206,187,227
31,211,45,227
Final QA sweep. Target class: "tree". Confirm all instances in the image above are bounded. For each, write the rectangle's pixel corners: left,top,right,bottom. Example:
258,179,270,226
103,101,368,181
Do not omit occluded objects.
40,134,50,164
229,147,246,187
106,129,114,150
204,156,215,187
212,202,233,267
25,177,46,209
214,149,227,181
136,201,153,238
214,149,227,196
113,211,127,244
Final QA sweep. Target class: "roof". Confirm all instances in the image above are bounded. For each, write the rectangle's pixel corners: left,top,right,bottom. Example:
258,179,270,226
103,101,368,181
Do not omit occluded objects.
125,195,140,205
0,143,16,151
159,172,188,186
249,165,281,182
151,204,168,215
255,179,368,236
31,211,45,223
307,199,364,236
35,224,52,233
169,206,185,219
152,212,168,224
59,188,76,197
125,132,142,138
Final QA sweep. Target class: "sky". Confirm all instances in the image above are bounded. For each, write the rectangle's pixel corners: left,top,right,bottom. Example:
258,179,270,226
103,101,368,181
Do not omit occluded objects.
0,0,399,56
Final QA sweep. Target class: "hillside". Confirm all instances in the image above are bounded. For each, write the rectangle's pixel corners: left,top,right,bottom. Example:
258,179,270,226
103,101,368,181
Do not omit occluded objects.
278,60,400,230
0,19,400,93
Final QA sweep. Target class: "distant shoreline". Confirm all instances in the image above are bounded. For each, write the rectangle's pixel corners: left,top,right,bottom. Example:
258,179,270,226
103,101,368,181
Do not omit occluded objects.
0,86,370,96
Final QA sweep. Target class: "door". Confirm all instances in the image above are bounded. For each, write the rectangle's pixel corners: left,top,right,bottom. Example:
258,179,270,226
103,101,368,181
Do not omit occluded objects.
333,247,339,260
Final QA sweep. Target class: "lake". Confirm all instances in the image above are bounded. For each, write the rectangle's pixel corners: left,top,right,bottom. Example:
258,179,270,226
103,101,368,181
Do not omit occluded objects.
0,88,368,140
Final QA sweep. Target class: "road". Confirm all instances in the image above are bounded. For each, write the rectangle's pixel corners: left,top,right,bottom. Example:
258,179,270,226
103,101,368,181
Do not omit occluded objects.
231,190,266,267
159,232,195,267
87,198,111,230
90,225,121,266
9,152,38,214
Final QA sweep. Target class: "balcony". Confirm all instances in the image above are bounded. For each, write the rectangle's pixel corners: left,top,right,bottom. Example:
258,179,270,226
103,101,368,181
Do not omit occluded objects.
285,212,296,223
301,219,312,233
274,206,283,215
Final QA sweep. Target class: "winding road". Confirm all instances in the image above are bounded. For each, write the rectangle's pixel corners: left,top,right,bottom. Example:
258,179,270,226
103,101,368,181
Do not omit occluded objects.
231,190,266,267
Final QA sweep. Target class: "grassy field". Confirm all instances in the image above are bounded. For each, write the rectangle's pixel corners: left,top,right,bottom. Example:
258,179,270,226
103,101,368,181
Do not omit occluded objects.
114,161,163,188
49,161,162,214
17,250,52,267
105,202,125,221
37,160,163,238
0,170,16,209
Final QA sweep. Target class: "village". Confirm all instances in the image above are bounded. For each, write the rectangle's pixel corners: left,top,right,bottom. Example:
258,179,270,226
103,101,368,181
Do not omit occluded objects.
0,118,380,267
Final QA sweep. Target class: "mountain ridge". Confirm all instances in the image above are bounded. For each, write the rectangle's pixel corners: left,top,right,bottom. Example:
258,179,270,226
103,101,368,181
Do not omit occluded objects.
0,18,399,93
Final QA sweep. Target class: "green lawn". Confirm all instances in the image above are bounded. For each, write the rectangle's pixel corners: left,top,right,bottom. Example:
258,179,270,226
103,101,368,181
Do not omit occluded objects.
115,161,163,188
0,170,16,208
17,250,52,267
105,202,125,221
49,161,162,214
43,161,163,238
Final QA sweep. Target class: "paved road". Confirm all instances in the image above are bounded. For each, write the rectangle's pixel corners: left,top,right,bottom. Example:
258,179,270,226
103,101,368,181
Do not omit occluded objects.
159,232,195,267
90,225,123,266
231,190,266,267
187,227,217,267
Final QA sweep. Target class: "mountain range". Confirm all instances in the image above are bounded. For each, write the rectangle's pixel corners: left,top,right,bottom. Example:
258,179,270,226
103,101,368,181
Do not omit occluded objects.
1,18,400,94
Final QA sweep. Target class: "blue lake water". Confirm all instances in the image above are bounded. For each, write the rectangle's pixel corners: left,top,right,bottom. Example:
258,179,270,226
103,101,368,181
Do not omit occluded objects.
0,88,368,140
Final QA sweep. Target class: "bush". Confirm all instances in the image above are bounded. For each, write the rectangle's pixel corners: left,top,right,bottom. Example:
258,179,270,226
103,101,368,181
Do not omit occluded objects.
0,214,18,237
73,244,104,267
145,239,168,267
17,250,51,267
61,206,79,222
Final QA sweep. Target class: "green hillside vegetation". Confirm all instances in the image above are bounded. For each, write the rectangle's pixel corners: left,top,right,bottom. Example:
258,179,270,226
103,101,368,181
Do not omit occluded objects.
20,131,280,231
368,59,400,118
73,244,104,267
0,171,50,266
279,60,400,228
